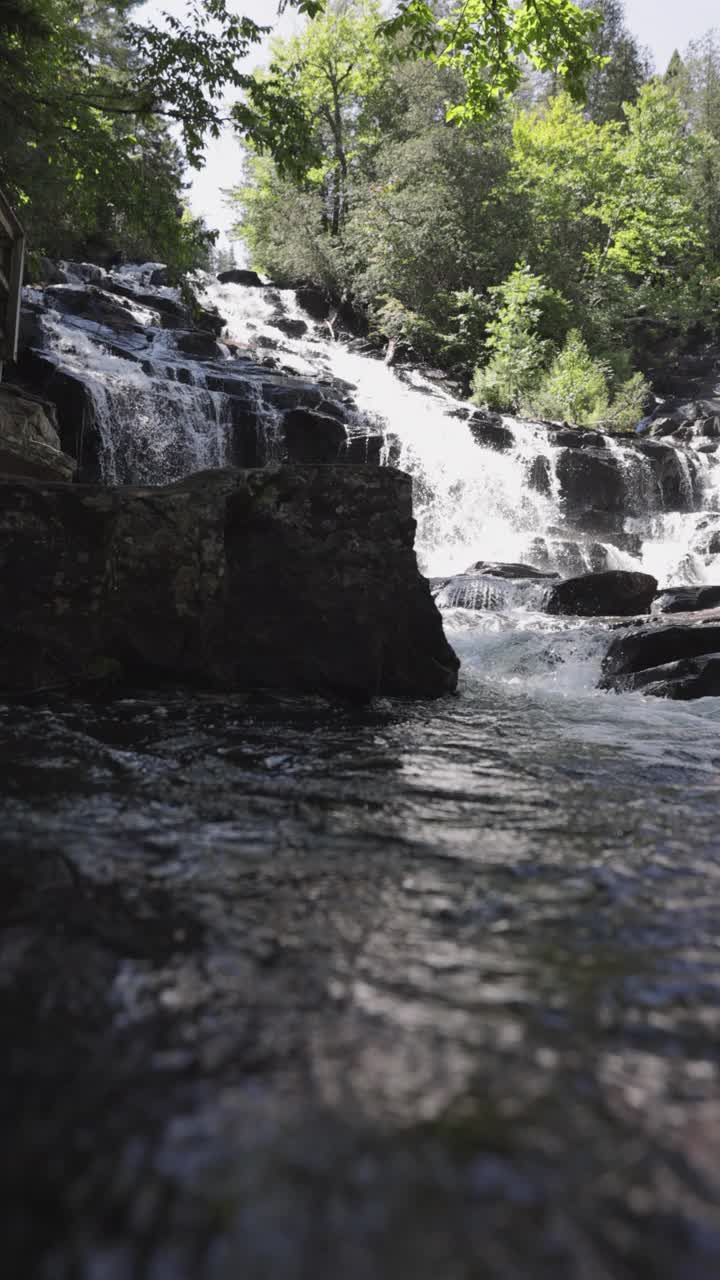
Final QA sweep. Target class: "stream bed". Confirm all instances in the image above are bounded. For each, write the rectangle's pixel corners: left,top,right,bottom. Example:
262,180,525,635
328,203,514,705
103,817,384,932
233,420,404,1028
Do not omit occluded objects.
3,619,720,1278
3,265,720,1277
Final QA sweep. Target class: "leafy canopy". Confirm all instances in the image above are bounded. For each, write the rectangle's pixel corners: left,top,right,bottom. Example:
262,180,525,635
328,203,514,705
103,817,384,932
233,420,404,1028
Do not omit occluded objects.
379,0,604,119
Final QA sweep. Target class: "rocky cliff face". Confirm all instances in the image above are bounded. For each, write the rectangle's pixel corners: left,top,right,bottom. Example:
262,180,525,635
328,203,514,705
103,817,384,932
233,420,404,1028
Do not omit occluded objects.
0,466,459,700
0,383,74,482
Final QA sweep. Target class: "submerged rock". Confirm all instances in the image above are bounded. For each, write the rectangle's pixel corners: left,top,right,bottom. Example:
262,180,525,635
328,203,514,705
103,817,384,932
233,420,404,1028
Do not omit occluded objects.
0,466,459,700
544,570,657,617
600,622,720,698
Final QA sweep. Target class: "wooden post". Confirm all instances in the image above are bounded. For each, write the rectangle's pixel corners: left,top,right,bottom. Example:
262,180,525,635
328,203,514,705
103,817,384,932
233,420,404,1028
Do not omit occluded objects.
0,186,26,381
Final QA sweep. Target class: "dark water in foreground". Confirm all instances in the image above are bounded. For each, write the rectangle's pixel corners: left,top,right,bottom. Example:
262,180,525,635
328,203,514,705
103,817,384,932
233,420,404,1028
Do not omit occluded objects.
2,630,720,1278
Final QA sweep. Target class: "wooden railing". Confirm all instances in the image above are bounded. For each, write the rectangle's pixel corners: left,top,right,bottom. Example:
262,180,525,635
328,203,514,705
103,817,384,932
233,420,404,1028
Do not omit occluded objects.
0,186,25,381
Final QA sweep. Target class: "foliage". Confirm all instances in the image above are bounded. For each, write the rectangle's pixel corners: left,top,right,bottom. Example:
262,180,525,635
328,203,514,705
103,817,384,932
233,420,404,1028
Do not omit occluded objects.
471,265,566,410
379,0,603,120
233,0,720,411
528,328,610,421
235,0,391,232
598,371,651,431
581,0,651,122
0,0,324,268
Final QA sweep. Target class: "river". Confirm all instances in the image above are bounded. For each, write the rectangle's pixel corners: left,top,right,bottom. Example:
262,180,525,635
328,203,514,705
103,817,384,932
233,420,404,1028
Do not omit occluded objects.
2,268,720,1277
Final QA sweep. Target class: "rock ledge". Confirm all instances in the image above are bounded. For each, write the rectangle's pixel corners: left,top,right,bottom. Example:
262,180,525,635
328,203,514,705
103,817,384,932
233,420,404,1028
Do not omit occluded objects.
0,466,459,700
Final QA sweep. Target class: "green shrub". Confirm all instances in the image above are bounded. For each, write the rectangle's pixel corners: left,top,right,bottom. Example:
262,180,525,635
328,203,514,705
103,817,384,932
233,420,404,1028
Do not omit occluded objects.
528,328,610,422
596,371,652,432
471,266,565,410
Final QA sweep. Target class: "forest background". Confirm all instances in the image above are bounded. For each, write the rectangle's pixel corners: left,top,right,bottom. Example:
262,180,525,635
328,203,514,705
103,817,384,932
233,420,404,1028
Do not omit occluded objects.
2,0,720,426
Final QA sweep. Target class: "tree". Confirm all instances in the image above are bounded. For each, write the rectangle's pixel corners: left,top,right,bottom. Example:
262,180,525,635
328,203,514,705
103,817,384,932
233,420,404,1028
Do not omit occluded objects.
0,0,325,266
379,0,604,120
589,81,700,284
509,94,621,301
471,265,565,410
236,1,390,235
582,0,651,122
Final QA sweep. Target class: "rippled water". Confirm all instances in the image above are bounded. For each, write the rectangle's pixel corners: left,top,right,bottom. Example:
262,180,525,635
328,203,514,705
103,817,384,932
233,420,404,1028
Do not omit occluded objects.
3,619,720,1278
6,267,720,1275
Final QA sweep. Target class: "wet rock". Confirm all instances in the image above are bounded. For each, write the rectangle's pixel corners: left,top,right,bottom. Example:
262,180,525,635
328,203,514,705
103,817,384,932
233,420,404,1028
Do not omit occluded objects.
217,269,264,287
282,409,348,463
556,448,626,517
296,285,332,322
601,622,720,678
0,385,75,482
102,278,191,328
464,561,559,580
527,455,552,495
436,572,550,610
63,261,106,285
195,306,225,337
603,653,720,698
0,467,459,699
635,439,694,508
175,331,224,360
550,426,606,449
273,315,308,340
34,257,69,285
344,433,385,465
600,622,720,697
44,285,143,334
149,266,169,287
654,585,720,614
544,570,657,617
468,412,514,452
11,350,100,479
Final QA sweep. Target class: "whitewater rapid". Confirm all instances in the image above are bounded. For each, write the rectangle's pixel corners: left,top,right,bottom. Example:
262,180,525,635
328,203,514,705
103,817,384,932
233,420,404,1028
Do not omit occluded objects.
27,265,720,721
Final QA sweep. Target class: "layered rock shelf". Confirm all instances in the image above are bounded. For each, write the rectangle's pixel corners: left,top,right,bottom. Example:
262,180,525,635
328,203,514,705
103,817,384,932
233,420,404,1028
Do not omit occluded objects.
0,466,459,700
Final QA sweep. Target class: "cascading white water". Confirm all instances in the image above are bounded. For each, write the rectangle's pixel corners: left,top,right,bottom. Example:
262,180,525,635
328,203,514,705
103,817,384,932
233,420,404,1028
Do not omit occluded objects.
199,277,720,588
28,269,233,485
22,266,720,710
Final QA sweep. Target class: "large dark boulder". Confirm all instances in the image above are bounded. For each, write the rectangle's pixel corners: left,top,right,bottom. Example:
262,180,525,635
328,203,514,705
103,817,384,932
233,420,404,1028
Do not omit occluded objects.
602,654,720,699
217,269,263,287
273,315,308,339
102,279,191,328
600,622,720,698
296,285,332,322
635,439,695,509
175,331,225,360
0,467,459,700
282,408,348,463
601,622,720,678
556,447,626,517
544,570,657,617
468,411,514,452
11,350,100,478
654,585,720,614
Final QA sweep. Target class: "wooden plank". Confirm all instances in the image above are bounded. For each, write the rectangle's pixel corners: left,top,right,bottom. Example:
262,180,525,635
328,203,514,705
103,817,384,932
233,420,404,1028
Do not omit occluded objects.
0,186,24,370
0,187,23,241
5,236,24,363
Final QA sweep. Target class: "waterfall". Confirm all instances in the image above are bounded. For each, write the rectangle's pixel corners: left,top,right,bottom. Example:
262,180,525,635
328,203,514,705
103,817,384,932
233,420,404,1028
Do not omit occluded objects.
199,276,720,588
27,265,720,591
29,270,233,485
